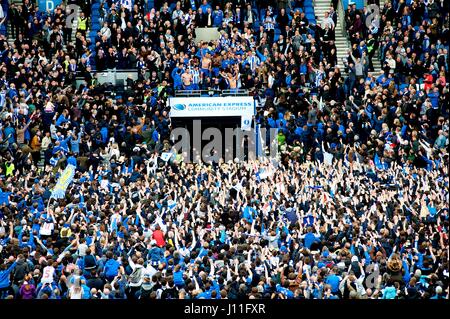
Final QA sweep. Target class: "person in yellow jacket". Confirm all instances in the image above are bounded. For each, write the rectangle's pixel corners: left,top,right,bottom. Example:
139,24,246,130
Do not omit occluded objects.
77,12,88,36
5,161,14,177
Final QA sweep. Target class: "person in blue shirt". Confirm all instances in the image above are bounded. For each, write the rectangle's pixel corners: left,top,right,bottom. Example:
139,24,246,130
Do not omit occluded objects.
55,110,70,127
324,267,341,295
199,0,211,14
0,257,17,298
276,281,294,299
102,251,122,282
212,6,223,27
302,226,321,249
3,122,15,144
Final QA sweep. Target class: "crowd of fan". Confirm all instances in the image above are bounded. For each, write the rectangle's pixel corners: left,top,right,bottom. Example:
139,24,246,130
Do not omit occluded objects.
0,0,448,299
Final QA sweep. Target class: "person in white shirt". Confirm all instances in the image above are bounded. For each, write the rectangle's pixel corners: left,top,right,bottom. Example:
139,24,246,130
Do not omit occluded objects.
41,132,52,151
41,261,56,285
127,255,145,298
322,12,335,30
172,3,184,21
39,211,56,237
100,22,111,39
68,278,84,299
77,238,89,257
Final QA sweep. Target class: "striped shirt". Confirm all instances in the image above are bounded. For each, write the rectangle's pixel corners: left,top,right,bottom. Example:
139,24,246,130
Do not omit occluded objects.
220,36,230,49
191,68,200,84
264,16,275,30
246,55,260,72
223,16,233,24
315,70,325,87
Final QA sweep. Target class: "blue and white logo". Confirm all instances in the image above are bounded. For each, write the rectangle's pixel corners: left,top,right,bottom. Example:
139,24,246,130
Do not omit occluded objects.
172,104,186,111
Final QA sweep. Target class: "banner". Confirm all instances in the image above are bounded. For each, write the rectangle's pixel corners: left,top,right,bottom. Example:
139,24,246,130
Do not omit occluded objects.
194,28,221,44
323,151,334,166
38,0,62,12
119,0,133,10
169,96,255,131
160,152,173,162
51,164,76,199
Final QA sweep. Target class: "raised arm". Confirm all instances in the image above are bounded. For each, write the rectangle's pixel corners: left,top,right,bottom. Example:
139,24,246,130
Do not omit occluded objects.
209,258,215,277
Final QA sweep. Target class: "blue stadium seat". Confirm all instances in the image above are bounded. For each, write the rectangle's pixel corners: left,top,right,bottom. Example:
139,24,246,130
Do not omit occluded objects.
260,9,266,20
305,7,314,14
304,0,313,6
293,7,303,13
306,13,315,20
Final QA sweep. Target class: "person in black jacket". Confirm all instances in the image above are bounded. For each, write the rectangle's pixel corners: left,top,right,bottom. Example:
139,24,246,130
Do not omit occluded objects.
12,254,30,287
161,279,179,299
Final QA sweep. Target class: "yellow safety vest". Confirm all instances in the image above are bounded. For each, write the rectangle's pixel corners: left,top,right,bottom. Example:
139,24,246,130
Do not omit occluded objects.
77,17,87,31
5,162,14,177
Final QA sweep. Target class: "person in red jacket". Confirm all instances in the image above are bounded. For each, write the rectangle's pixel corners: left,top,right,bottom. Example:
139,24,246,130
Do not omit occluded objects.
424,73,434,92
152,225,166,247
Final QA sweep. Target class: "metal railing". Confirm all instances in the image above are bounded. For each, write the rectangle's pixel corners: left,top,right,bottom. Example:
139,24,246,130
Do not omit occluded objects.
173,89,250,97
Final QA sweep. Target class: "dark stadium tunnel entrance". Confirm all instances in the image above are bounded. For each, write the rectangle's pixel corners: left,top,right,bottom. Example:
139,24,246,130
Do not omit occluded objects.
170,116,254,163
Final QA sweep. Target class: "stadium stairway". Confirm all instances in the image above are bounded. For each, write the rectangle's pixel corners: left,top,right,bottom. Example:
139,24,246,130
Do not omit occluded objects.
6,0,22,45
314,0,350,72
5,0,81,49
69,5,81,45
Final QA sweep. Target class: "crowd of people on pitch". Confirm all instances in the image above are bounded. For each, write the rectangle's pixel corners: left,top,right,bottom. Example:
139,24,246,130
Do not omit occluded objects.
0,0,448,299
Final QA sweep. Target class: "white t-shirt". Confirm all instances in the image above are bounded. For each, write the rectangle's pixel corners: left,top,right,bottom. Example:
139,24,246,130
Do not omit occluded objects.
77,243,89,257
69,286,83,299
40,222,54,236
41,266,55,284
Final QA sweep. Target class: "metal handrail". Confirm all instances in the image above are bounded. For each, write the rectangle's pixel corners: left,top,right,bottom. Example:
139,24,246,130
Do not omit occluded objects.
173,89,249,97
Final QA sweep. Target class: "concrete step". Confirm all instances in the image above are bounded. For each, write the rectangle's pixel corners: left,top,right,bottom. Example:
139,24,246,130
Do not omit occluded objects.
315,0,350,73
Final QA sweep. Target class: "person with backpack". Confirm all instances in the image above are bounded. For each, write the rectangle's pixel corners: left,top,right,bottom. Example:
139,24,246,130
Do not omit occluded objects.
126,255,144,299
138,274,154,299
12,254,31,290
147,240,164,267
161,279,179,299
83,249,98,278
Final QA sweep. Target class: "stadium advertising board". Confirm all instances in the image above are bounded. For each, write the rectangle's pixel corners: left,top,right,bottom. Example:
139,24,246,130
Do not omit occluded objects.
169,96,255,131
